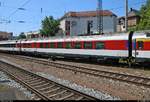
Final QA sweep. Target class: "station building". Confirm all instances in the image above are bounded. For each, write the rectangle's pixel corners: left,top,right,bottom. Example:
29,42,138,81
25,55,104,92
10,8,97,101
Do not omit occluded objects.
117,8,140,32
0,31,13,41
59,10,117,36
25,31,41,39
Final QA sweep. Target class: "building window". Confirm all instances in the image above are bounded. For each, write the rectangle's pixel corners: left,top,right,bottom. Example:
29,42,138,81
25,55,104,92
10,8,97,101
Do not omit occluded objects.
87,20,93,34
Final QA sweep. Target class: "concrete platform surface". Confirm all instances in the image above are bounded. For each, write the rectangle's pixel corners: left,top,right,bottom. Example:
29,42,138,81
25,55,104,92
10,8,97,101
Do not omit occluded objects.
0,84,29,100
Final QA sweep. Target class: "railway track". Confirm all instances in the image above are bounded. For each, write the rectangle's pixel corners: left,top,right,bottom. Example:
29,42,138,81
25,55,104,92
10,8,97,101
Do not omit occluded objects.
0,59,99,100
5,54,150,89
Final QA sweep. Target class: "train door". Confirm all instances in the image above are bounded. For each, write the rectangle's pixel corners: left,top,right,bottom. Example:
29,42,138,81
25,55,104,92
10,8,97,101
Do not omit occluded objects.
132,39,137,58
19,40,22,52
134,39,145,62
137,40,144,57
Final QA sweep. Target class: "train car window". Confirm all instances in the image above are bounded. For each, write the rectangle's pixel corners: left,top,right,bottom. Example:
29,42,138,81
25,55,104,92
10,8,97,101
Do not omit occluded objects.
65,42,72,49
45,43,49,48
28,43,31,48
0,44,3,47
34,43,37,48
50,42,55,48
11,44,15,47
40,43,43,48
22,43,24,48
4,44,6,47
57,42,63,48
138,41,144,50
74,42,81,49
6,44,12,47
84,42,92,49
146,33,150,37
3,44,6,47
24,43,27,48
96,42,105,49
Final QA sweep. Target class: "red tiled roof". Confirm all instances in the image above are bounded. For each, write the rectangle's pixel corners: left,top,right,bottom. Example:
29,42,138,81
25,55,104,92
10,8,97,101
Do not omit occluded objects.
63,10,117,18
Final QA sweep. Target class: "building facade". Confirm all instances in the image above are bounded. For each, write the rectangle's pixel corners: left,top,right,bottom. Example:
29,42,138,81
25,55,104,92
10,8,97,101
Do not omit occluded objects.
25,31,41,39
0,31,13,41
60,10,117,36
117,8,140,32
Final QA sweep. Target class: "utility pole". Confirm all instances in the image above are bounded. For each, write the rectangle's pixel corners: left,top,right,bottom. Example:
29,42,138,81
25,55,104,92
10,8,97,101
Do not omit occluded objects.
125,0,128,32
97,0,103,34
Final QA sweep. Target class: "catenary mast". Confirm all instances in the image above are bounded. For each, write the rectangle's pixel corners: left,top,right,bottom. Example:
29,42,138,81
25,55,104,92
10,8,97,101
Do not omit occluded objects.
97,0,103,34
125,0,128,32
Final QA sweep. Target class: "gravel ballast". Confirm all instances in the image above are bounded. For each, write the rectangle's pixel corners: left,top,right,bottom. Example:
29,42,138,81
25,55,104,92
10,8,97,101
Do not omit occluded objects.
0,71,34,100
0,59,119,100
1,54,150,100
36,72,120,100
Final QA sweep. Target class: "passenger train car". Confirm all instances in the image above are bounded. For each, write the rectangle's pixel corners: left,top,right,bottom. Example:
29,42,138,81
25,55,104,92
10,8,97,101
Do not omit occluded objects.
0,31,150,66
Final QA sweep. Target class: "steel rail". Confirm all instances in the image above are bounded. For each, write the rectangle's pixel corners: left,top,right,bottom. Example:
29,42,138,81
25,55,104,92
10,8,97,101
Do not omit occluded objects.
10,54,150,88
0,59,99,100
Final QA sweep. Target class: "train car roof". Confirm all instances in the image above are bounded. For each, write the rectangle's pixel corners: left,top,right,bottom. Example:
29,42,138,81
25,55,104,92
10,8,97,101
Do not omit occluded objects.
0,32,148,44
0,40,17,44
24,32,147,43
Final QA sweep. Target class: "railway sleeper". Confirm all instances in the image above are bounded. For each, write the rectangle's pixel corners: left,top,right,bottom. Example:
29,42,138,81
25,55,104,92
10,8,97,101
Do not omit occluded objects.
130,78,136,81
57,93,74,100
137,79,144,83
33,83,50,89
43,87,61,94
26,79,42,83
30,81,47,86
48,90,67,98
51,91,72,99
23,77,40,82
146,81,150,85
75,96,84,100
38,85,55,92
21,75,37,80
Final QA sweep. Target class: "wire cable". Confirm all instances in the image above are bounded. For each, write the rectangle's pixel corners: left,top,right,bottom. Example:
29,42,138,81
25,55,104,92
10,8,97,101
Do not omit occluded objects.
7,0,31,19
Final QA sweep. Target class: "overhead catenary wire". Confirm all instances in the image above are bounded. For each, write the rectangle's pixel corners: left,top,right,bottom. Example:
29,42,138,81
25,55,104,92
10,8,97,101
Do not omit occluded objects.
7,0,31,19
0,0,147,34
0,0,147,22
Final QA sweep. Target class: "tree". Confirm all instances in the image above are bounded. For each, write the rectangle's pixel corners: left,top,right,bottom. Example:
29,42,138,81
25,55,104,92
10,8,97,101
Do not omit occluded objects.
137,0,150,30
40,16,60,37
17,32,26,39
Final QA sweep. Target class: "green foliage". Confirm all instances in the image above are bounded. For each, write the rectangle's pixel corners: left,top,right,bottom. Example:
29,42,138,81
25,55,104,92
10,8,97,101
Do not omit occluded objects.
128,26,137,32
137,0,150,30
17,32,26,39
40,16,60,37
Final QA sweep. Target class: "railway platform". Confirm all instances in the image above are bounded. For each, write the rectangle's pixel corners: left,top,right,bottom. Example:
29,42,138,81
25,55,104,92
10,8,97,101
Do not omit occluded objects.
0,84,28,100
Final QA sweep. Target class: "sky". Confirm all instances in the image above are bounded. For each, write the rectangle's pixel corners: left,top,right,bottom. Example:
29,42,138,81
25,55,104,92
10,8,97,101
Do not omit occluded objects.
0,0,147,36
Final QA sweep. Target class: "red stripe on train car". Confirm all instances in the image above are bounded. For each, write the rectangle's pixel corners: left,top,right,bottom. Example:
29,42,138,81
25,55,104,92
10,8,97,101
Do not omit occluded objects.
105,40,127,50
144,41,150,50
